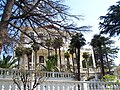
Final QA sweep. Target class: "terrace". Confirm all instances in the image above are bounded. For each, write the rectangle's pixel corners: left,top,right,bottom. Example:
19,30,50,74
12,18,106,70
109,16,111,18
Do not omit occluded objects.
0,68,119,90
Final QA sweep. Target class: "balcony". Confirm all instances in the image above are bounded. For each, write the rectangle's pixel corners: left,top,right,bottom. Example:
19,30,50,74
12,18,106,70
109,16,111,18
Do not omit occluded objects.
0,69,74,81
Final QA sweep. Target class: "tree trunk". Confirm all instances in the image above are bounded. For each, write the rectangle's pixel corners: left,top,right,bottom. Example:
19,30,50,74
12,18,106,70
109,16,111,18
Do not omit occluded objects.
75,48,77,73
72,53,75,73
55,48,57,55
67,57,70,71
18,57,20,69
0,0,14,53
105,52,111,74
48,47,50,57
104,44,111,74
28,58,30,70
77,48,81,90
77,47,80,81
55,48,57,65
86,59,89,78
59,47,62,71
0,0,14,25
99,46,105,77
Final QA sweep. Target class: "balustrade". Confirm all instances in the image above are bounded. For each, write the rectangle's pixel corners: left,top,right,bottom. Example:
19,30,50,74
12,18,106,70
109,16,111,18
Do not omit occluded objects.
0,69,73,79
0,69,118,90
0,79,119,90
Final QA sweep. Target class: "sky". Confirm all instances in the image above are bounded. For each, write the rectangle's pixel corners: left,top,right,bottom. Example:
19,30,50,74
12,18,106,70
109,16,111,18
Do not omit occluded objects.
66,0,119,65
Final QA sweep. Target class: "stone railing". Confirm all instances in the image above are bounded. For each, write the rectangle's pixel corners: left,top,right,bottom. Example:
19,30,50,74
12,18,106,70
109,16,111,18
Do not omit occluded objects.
80,68,100,73
0,79,120,90
0,69,73,80
0,68,101,80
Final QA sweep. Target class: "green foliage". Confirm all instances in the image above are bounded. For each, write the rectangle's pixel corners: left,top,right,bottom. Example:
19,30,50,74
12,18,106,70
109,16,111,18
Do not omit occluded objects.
82,53,93,68
82,52,89,68
47,55,58,66
31,43,39,52
102,75,120,86
15,47,24,57
64,51,70,59
102,75,116,82
0,55,18,68
82,52,89,59
43,55,59,71
15,47,32,57
52,38,63,49
90,34,119,75
82,60,86,68
99,1,120,37
68,45,75,55
70,33,86,49
64,51,71,71
88,56,93,66
45,38,52,48
24,48,32,55
70,33,86,81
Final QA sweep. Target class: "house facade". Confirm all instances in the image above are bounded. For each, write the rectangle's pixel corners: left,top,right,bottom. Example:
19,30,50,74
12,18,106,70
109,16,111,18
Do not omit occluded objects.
15,26,100,79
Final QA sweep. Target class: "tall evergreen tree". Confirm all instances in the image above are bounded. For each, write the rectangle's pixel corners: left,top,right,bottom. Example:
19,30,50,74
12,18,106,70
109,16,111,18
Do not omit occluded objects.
99,1,120,37
52,37,63,71
70,33,86,81
91,34,119,76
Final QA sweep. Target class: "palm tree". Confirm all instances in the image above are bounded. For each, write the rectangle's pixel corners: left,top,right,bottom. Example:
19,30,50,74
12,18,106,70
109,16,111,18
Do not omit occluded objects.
102,41,119,74
82,52,90,78
31,42,39,69
68,45,76,73
101,37,112,74
52,38,58,56
45,38,52,57
70,33,86,81
0,55,18,68
64,51,71,71
52,37,63,71
91,34,105,77
99,1,120,37
38,55,59,72
90,34,119,76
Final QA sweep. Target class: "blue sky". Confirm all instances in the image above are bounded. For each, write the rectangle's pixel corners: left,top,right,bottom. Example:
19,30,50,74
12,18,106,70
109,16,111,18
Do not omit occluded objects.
66,0,118,36
66,0,119,65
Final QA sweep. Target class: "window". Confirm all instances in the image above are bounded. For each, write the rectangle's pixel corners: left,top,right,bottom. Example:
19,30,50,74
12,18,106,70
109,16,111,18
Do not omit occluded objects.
39,56,44,63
